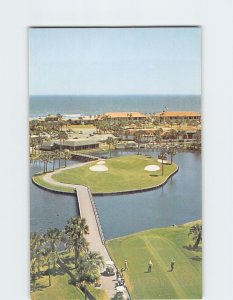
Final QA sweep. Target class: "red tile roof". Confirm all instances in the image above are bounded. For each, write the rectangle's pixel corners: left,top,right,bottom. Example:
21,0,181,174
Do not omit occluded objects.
155,111,201,117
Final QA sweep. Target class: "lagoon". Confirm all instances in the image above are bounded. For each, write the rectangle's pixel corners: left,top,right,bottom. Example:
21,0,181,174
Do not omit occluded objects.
30,150,201,239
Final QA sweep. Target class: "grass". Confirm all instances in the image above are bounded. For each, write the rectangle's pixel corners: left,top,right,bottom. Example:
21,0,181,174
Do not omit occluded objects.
52,155,178,193
31,274,85,300
106,221,202,299
32,175,74,193
88,286,109,300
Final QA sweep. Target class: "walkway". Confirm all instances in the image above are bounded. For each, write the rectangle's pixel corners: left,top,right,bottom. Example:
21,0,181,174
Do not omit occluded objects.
43,164,117,299
76,185,117,299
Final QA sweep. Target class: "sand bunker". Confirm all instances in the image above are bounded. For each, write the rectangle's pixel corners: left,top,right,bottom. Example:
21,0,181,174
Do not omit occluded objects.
158,159,170,164
89,165,108,172
144,165,160,171
96,161,106,165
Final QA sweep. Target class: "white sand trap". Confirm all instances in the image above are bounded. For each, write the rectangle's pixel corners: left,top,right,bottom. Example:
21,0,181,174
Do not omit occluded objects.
144,165,160,171
89,165,108,172
158,159,170,164
96,161,106,165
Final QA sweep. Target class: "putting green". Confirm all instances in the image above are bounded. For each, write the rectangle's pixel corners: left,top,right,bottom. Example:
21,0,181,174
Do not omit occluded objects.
106,221,202,299
52,155,178,193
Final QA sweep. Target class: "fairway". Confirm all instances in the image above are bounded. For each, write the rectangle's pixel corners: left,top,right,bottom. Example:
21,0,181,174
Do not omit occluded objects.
106,222,202,299
52,155,178,193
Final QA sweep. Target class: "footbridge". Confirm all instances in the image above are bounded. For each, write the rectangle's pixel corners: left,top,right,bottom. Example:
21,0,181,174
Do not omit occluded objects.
75,185,116,299
71,152,100,161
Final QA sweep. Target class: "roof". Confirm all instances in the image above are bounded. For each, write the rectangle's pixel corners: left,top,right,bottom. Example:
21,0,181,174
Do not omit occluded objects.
102,112,147,118
155,111,201,117
54,139,100,147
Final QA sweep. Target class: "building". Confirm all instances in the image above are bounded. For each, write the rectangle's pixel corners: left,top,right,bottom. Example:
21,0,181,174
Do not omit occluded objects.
100,112,147,122
154,111,201,123
40,140,100,151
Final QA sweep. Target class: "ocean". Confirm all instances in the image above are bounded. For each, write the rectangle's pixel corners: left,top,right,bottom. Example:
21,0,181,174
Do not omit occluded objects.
29,94,201,118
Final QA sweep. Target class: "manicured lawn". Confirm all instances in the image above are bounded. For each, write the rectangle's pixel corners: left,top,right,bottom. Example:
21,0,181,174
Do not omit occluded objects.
31,274,85,300
52,155,178,193
106,221,202,299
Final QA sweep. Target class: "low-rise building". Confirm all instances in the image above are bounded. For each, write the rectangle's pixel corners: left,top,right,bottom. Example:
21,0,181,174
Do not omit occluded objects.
40,139,100,151
154,111,201,123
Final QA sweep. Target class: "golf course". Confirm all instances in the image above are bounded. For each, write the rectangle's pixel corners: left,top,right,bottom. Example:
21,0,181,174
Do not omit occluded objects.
47,155,178,193
106,221,202,299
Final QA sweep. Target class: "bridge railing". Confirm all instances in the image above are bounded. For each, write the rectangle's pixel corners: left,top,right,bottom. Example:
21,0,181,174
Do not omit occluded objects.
87,188,105,245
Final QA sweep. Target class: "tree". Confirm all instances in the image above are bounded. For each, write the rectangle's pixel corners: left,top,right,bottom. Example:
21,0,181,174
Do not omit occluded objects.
56,131,68,168
64,217,89,267
134,130,144,155
106,137,115,158
30,232,45,278
188,224,202,249
75,252,104,299
44,228,63,274
167,145,177,164
158,146,167,176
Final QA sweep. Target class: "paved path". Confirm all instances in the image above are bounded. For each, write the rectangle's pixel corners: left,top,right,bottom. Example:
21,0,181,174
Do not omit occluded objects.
76,185,117,299
42,164,117,299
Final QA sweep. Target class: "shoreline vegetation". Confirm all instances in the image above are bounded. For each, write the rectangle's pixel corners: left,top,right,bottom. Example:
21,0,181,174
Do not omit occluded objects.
32,155,178,194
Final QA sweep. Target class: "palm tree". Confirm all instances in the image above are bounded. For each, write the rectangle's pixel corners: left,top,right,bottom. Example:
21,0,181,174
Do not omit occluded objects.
169,129,178,145
75,252,104,299
159,146,167,176
167,145,177,164
44,228,63,274
56,131,68,168
188,224,202,250
30,232,45,277
106,137,115,158
62,150,71,167
64,217,89,267
134,130,144,155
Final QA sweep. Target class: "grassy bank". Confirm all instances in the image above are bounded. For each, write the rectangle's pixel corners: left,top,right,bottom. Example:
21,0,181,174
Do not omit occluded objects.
31,274,85,300
106,221,202,299
52,155,178,193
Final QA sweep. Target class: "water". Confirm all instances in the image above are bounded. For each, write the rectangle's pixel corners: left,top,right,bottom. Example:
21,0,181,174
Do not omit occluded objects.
30,94,201,118
30,150,201,239
30,159,79,233
94,150,201,239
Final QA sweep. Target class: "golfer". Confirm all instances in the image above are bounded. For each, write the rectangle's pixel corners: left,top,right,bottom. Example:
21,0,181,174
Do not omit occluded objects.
148,260,153,272
170,259,175,272
124,260,128,270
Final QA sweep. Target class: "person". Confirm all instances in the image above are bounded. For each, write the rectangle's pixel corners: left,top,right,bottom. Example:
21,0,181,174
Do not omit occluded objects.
148,260,153,272
124,260,128,270
170,259,175,272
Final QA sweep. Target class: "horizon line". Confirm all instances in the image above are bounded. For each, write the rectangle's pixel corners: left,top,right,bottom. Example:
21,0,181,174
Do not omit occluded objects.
30,93,201,97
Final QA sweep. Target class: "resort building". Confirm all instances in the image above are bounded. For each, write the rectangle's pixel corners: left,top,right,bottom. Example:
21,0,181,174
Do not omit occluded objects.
100,112,147,122
154,111,201,123
44,114,60,122
40,140,100,151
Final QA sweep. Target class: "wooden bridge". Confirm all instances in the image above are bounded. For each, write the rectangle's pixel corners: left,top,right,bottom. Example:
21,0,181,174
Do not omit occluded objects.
71,152,100,162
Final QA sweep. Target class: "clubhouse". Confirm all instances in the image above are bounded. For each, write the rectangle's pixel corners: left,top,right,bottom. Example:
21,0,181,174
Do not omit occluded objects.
40,140,100,151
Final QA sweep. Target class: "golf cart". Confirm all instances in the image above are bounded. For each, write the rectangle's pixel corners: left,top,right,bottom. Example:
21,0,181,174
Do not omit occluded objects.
115,286,128,300
105,260,115,276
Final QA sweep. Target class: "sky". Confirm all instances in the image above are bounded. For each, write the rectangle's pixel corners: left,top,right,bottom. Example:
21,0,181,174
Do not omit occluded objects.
29,27,201,95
